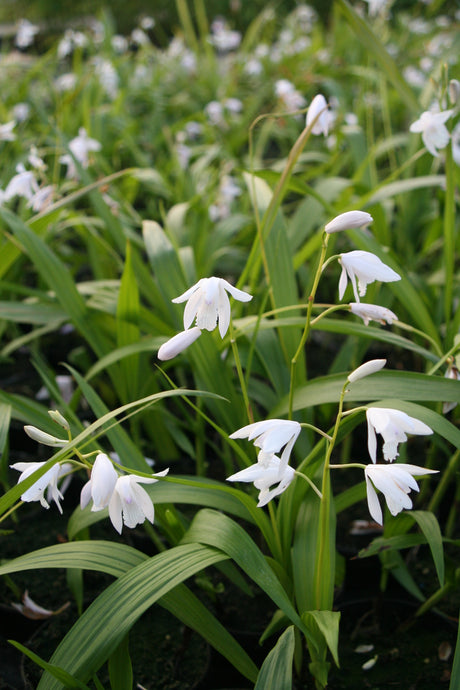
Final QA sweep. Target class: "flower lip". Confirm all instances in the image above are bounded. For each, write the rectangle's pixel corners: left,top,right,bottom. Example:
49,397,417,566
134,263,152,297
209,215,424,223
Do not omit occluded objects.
227,456,295,507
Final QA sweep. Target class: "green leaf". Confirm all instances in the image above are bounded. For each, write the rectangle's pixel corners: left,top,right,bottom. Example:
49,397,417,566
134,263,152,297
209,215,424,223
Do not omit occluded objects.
254,626,295,690
38,544,229,689
108,635,132,690
8,641,91,689
408,511,444,587
116,241,140,401
302,610,341,668
450,609,460,690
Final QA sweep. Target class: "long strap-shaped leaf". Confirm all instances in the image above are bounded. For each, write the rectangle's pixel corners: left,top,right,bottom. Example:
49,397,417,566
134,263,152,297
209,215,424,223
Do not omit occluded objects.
181,509,317,649
0,541,259,684
36,543,228,689
254,626,295,690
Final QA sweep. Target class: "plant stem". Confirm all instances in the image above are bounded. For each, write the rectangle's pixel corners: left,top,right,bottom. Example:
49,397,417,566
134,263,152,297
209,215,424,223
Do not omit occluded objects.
293,470,323,499
229,320,253,424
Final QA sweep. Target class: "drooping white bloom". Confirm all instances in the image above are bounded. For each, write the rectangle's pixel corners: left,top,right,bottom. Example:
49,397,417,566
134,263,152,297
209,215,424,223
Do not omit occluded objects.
275,79,306,113
348,359,386,383
157,326,202,360
325,211,373,234
10,461,65,513
366,408,433,463
4,164,39,202
172,277,252,338
350,302,398,326
365,463,438,525
60,128,101,179
15,19,39,49
0,121,16,142
80,453,118,512
27,185,55,213
363,0,390,16
227,456,295,507
108,469,168,533
229,419,301,476
12,590,56,620
409,109,453,157
338,251,401,302
306,94,333,136
24,425,68,447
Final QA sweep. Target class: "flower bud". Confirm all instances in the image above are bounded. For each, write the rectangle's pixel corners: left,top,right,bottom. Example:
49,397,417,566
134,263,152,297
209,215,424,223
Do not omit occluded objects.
48,409,70,430
449,79,460,105
348,359,386,383
325,210,373,234
157,327,202,361
24,425,68,447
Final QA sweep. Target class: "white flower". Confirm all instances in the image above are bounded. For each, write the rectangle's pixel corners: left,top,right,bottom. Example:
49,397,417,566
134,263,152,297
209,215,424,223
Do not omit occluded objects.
108,470,168,533
363,0,390,16
365,463,438,525
350,302,398,326
10,461,65,513
13,103,30,122
15,19,39,49
325,210,373,234
0,121,16,142
80,453,118,512
157,327,202,360
443,363,459,414
348,359,386,383
306,94,333,136
172,277,252,338
452,122,460,167
366,408,433,463
27,185,55,213
227,457,295,507
409,109,453,157
60,128,101,179
229,419,301,476
4,164,39,202
339,251,401,302
275,79,306,113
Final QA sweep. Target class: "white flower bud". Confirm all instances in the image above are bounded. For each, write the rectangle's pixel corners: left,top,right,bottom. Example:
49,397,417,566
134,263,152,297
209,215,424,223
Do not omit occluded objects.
48,409,70,430
348,359,386,383
157,327,202,361
325,210,373,234
449,79,460,105
24,425,68,447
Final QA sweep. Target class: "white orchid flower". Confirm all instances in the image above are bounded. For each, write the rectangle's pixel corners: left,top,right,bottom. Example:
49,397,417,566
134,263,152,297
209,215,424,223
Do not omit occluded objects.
172,277,252,338
10,461,65,513
60,128,102,179
80,452,118,512
229,419,301,477
4,164,39,202
108,470,168,533
325,210,373,234
306,94,332,136
338,251,401,302
157,326,202,361
409,109,453,157
366,408,433,463
227,456,295,507
365,463,438,525
348,359,386,383
350,302,398,326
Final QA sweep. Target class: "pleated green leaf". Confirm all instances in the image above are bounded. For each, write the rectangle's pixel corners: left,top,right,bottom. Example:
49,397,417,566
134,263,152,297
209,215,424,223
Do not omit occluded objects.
37,543,229,689
254,626,295,690
408,511,444,587
8,642,91,690
116,240,140,401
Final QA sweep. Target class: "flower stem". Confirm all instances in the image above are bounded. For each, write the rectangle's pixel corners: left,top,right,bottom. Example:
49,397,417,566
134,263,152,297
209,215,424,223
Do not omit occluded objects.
293,470,323,499
288,232,330,419
229,319,253,424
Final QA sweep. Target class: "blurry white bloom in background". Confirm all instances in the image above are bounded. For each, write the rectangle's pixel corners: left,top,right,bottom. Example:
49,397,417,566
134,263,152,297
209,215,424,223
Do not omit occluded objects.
92,58,119,100
275,79,306,113
230,419,301,476
209,174,241,222
325,210,373,234
338,251,401,302
131,28,150,47
13,103,30,122
0,121,16,142
224,98,243,115
366,408,433,463
409,108,453,157
209,17,241,52
363,0,390,16
54,73,77,92
350,303,398,326
57,30,88,59
60,128,101,179
348,359,386,384
227,457,295,507
108,470,168,533
15,19,39,49
172,277,252,338
28,146,47,171
27,185,55,212
244,58,263,76
157,327,202,361
443,363,460,414
80,452,118,512
365,463,438,525
111,34,128,53
306,94,333,136
4,164,39,202
11,461,65,512
140,16,155,30
176,143,192,170
451,122,460,167
184,121,203,140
